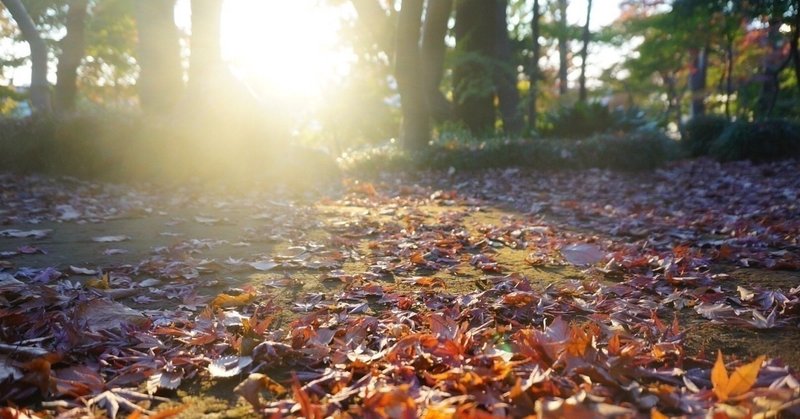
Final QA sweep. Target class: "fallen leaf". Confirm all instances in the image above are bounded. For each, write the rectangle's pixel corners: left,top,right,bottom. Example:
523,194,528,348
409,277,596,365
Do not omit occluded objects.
92,235,130,243
711,351,765,401
561,243,604,266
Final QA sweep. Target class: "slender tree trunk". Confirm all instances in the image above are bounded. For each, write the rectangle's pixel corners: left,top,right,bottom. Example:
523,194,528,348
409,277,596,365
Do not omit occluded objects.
528,0,541,133
557,0,569,96
54,0,88,113
756,20,789,118
688,47,707,117
135,0,183,114
420,0,453,123
725,39,733,119
2,0,51,113
578,0,592,103
493,0,522,135
791,10,800,95
396,0,429,149
454,0,496,135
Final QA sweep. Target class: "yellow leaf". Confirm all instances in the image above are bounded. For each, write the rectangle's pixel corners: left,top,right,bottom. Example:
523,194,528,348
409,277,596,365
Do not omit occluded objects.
711,350,730,401
711,351,765,401
727,355,765,398
86,272,110,289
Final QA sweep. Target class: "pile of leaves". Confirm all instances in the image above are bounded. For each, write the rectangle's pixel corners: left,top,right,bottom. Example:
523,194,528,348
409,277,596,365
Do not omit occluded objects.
0,159,799,418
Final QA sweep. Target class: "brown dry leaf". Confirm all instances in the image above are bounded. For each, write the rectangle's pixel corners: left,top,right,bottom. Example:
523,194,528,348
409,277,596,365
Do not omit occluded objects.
650,408,669,419
414,276,444,287
711,351,765,401
566,324,590,357
210,292,256,308
234,373,287,409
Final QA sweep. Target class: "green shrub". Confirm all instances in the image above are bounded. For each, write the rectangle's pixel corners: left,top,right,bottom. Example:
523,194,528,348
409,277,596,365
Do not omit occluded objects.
710,119,800,162
543,102,616,139
681,115,729,157
571,130,680,171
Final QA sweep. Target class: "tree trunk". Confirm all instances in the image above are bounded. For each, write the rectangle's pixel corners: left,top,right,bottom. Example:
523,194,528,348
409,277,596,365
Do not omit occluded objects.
688,47,707,117
791,10,799,95
2,0,51,113
54,0,88,113
454,0,496,135
755,20,789,118
557,0,569,96
420,0,453,123
578,0,592,103
725,39,733,119
493,0,522,135
351,0,394,55
528,0,541,133
188,0,223,92
135,0,183,114
396,0,430,149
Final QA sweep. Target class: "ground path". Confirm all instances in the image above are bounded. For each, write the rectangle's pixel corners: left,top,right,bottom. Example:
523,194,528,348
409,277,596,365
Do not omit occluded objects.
1,160,798,417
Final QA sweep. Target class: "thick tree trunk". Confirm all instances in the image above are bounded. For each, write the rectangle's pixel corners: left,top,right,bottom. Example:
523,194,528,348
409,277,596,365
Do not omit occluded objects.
135,0,183,114
688,47,707,117
578,0,592,103
396,0,430,149
454,0,496,135
188,0,223,92
2,0,51,113
557,0,569,96
493,0,522,135
528,0,541,133
791,11,799,95
54,0,88,113
420,0,453,123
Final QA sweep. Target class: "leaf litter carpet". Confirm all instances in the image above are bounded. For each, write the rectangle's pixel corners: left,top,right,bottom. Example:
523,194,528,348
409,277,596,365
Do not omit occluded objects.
0,159,799,418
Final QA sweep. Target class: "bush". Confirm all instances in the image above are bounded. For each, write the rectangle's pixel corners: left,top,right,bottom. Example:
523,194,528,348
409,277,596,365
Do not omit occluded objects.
709,119,800,162
543,102,616,139
681,115,729,157
343,130,680,174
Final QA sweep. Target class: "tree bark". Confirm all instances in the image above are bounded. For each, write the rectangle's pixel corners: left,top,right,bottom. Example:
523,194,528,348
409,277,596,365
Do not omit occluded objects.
557,0,569,96
420,0,453,123
528,0,541,133
2,0,51,113
188,0,223,91
493,0,522,135
135,0,184,114
54,0,88,113
454,0,496,135
578,0,592,103
688,47,707,117
725,39,733,118
395,0,430,149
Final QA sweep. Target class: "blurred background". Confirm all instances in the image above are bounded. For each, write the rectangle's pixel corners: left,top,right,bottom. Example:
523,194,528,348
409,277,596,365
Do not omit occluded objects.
1,0,798,182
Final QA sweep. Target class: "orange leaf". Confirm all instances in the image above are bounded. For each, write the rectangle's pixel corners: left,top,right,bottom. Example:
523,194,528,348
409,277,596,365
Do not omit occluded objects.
711,351,730,401
650,408,669,419
211,292,256,308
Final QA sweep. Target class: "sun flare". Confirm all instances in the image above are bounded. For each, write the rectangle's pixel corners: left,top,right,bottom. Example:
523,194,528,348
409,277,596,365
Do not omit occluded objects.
219,1,355,103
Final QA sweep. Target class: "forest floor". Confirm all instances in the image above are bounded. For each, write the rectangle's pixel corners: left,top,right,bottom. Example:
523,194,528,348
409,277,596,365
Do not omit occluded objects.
1,159,799,418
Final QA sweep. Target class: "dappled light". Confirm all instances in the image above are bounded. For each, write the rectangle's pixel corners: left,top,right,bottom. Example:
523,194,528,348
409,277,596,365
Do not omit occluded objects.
0,0,799,417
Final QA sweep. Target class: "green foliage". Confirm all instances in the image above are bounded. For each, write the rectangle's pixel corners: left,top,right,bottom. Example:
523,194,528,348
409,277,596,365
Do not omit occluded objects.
710,119,800,162
542,102,616,138
343,129,680,174
681,115,730,157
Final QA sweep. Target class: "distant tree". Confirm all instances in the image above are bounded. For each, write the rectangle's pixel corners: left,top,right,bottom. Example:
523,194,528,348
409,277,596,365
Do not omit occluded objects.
578,0,592,103
420,0,453,123
135,0,183,114
395,0,430,148
1,0,51,113
454,0,496,134
493,0,522,135
528,0,541,132
54,0,88,113
556,0,568,96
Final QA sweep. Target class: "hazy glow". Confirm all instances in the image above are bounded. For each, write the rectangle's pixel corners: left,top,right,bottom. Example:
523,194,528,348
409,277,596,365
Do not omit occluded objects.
220,1,355,103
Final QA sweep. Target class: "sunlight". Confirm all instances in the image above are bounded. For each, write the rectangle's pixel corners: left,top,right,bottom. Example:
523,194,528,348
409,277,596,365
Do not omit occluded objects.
219,0,355,103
